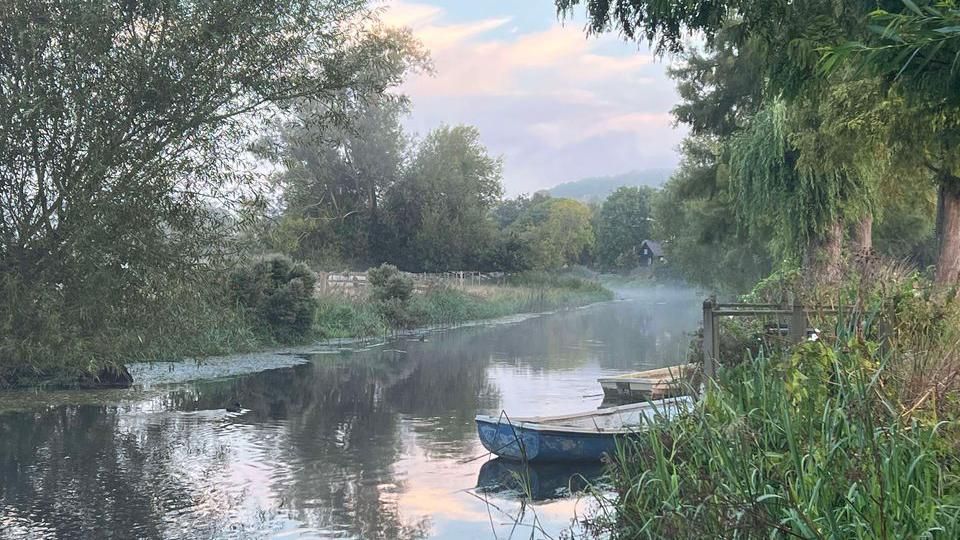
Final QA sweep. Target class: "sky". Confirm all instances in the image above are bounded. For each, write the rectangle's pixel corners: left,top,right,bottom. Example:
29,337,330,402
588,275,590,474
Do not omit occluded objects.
379,0,686,196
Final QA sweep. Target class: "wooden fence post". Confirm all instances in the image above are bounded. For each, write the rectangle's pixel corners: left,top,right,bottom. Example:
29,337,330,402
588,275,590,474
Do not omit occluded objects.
702,297,718,379
790,303,807,344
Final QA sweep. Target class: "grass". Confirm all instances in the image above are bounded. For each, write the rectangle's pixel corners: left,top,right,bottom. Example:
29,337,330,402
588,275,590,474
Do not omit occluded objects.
0,268,612,388
313,272,614,339
582,261,960,539
587,341,960,538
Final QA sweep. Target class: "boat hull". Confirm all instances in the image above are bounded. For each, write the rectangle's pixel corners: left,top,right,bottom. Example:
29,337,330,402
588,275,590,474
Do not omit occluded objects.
475,418,625,462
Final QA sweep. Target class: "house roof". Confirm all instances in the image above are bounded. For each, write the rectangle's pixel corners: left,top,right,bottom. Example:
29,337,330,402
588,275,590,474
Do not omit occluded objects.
641,240,664,257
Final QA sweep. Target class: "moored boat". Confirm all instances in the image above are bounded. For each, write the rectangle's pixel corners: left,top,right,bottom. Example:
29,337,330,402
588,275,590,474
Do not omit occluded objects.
475,396,694,462
598,363,697,403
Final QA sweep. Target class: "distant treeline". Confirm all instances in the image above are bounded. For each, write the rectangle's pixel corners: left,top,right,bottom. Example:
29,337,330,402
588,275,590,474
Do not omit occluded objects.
255,100,659,273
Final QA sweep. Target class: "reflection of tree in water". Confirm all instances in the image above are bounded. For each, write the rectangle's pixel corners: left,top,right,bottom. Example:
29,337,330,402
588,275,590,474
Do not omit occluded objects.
385,335,499,456
0,404,231,538
0,294,700,539
165,355,433,539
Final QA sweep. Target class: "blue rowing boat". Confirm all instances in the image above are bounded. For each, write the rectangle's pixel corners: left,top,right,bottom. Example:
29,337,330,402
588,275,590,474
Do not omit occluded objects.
475,396,693,462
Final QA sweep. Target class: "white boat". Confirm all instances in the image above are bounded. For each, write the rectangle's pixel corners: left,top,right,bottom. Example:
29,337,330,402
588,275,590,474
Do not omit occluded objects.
598,364,697,403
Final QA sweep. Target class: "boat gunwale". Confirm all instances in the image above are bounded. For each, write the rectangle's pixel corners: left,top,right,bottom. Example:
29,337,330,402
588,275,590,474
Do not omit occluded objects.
596,364,696,385
474,396,694,435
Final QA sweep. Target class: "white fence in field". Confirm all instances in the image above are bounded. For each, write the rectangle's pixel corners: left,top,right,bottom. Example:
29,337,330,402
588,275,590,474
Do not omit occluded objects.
315,271,507,296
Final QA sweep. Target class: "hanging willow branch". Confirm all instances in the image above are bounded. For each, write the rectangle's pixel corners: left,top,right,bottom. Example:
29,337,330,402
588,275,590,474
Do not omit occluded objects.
729,100,864,264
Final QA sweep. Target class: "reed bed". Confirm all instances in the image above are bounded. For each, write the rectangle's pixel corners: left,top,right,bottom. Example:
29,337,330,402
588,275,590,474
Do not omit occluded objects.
584,266,960,539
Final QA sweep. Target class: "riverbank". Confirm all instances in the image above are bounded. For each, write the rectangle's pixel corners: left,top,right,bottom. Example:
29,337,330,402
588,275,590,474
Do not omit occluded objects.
0,272,612,389
315,273,613,339
581,264,960,538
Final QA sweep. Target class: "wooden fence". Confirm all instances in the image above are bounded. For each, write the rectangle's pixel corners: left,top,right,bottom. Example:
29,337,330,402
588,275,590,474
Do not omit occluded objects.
701,297,839,378
315,270,507,296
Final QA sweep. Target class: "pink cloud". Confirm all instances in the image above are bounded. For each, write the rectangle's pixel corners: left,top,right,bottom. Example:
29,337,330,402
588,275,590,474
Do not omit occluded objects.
379,0,685,194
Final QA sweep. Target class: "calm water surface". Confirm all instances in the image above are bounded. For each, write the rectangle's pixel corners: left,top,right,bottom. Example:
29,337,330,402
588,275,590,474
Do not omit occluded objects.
0,287,700,539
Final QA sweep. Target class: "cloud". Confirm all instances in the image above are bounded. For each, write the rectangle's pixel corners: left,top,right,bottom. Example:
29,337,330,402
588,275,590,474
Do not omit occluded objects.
380,0,685,194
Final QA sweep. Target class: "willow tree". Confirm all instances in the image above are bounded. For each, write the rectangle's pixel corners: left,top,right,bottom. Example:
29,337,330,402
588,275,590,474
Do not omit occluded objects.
823,1,960,283
729,101,867,281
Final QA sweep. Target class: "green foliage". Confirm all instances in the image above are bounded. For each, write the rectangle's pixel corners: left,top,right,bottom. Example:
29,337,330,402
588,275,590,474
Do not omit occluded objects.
510,197,595,270
825,1,960,106
590,341,960,539
385,125,504,271
311,273,612,339
0,270,262,388
730,100,865,265
258,29,428,267
366,263,416,328
595,187,654,270
367,264,414,303
229,256,318,342
653,138,774,292
0,0,416,383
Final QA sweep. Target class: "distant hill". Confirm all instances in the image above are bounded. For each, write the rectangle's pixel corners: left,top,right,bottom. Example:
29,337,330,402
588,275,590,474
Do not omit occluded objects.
548,168,673,202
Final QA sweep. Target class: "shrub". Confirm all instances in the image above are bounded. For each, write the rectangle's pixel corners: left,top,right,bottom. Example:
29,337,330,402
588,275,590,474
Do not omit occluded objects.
589,340,960,539
229,256,318,342
367,263,414,302
367,264,415,329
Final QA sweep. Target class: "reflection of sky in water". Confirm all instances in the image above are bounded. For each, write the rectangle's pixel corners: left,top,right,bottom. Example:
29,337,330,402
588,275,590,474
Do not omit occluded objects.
0,288,700,539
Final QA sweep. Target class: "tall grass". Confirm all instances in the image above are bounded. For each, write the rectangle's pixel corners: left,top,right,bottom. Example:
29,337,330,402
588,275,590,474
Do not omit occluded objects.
586,262,960,539
587,340,960,539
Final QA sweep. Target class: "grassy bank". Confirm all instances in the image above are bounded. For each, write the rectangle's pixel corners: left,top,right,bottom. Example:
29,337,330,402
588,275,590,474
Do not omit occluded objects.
0,268,611,388
584,264,960,538
315,273,613,339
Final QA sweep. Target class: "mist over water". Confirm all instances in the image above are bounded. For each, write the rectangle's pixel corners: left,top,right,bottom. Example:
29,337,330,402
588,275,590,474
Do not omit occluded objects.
0,288,702,539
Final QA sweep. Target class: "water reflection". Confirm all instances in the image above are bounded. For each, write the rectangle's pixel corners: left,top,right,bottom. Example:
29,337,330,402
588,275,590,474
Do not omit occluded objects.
475,459,606,502
0,288,700,539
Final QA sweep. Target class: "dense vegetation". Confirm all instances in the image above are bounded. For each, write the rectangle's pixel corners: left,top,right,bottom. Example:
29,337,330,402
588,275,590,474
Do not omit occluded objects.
558,0,952,293
0,0,635,387
550,0,960,537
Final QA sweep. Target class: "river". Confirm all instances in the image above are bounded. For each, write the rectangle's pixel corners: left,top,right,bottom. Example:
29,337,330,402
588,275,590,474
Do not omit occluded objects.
0,287,700,539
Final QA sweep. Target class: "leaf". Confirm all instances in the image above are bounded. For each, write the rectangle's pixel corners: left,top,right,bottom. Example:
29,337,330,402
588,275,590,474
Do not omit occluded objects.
933,26,960,34
902,0,925,16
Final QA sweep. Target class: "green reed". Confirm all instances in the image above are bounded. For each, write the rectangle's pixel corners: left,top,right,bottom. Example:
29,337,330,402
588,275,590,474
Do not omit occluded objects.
587,338,960,539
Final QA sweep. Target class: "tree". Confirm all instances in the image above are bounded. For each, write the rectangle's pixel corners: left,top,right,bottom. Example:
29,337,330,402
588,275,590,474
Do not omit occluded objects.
556,0,925,283
384,125,504,271
595,187,654,270
729,100,869,281
0,0,405,377
653,139,774,292
512,197,595,270
259,27,430,267
823,1,960,283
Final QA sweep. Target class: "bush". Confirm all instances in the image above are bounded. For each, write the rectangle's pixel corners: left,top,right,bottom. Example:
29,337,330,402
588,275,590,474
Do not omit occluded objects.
367,263,414,302
229,256,318,342
367,264,415,329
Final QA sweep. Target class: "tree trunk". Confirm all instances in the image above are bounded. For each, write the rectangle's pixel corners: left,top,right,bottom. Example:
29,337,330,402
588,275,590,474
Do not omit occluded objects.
852,214,873,256
805,220,843,284
935,184,960,285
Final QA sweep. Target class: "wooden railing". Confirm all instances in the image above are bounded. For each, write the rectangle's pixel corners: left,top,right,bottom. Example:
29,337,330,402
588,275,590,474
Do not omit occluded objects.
315,270,508,296
701,297,839,378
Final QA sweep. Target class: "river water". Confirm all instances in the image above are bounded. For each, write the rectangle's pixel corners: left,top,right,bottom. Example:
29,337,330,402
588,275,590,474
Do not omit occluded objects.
0,287,700,539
